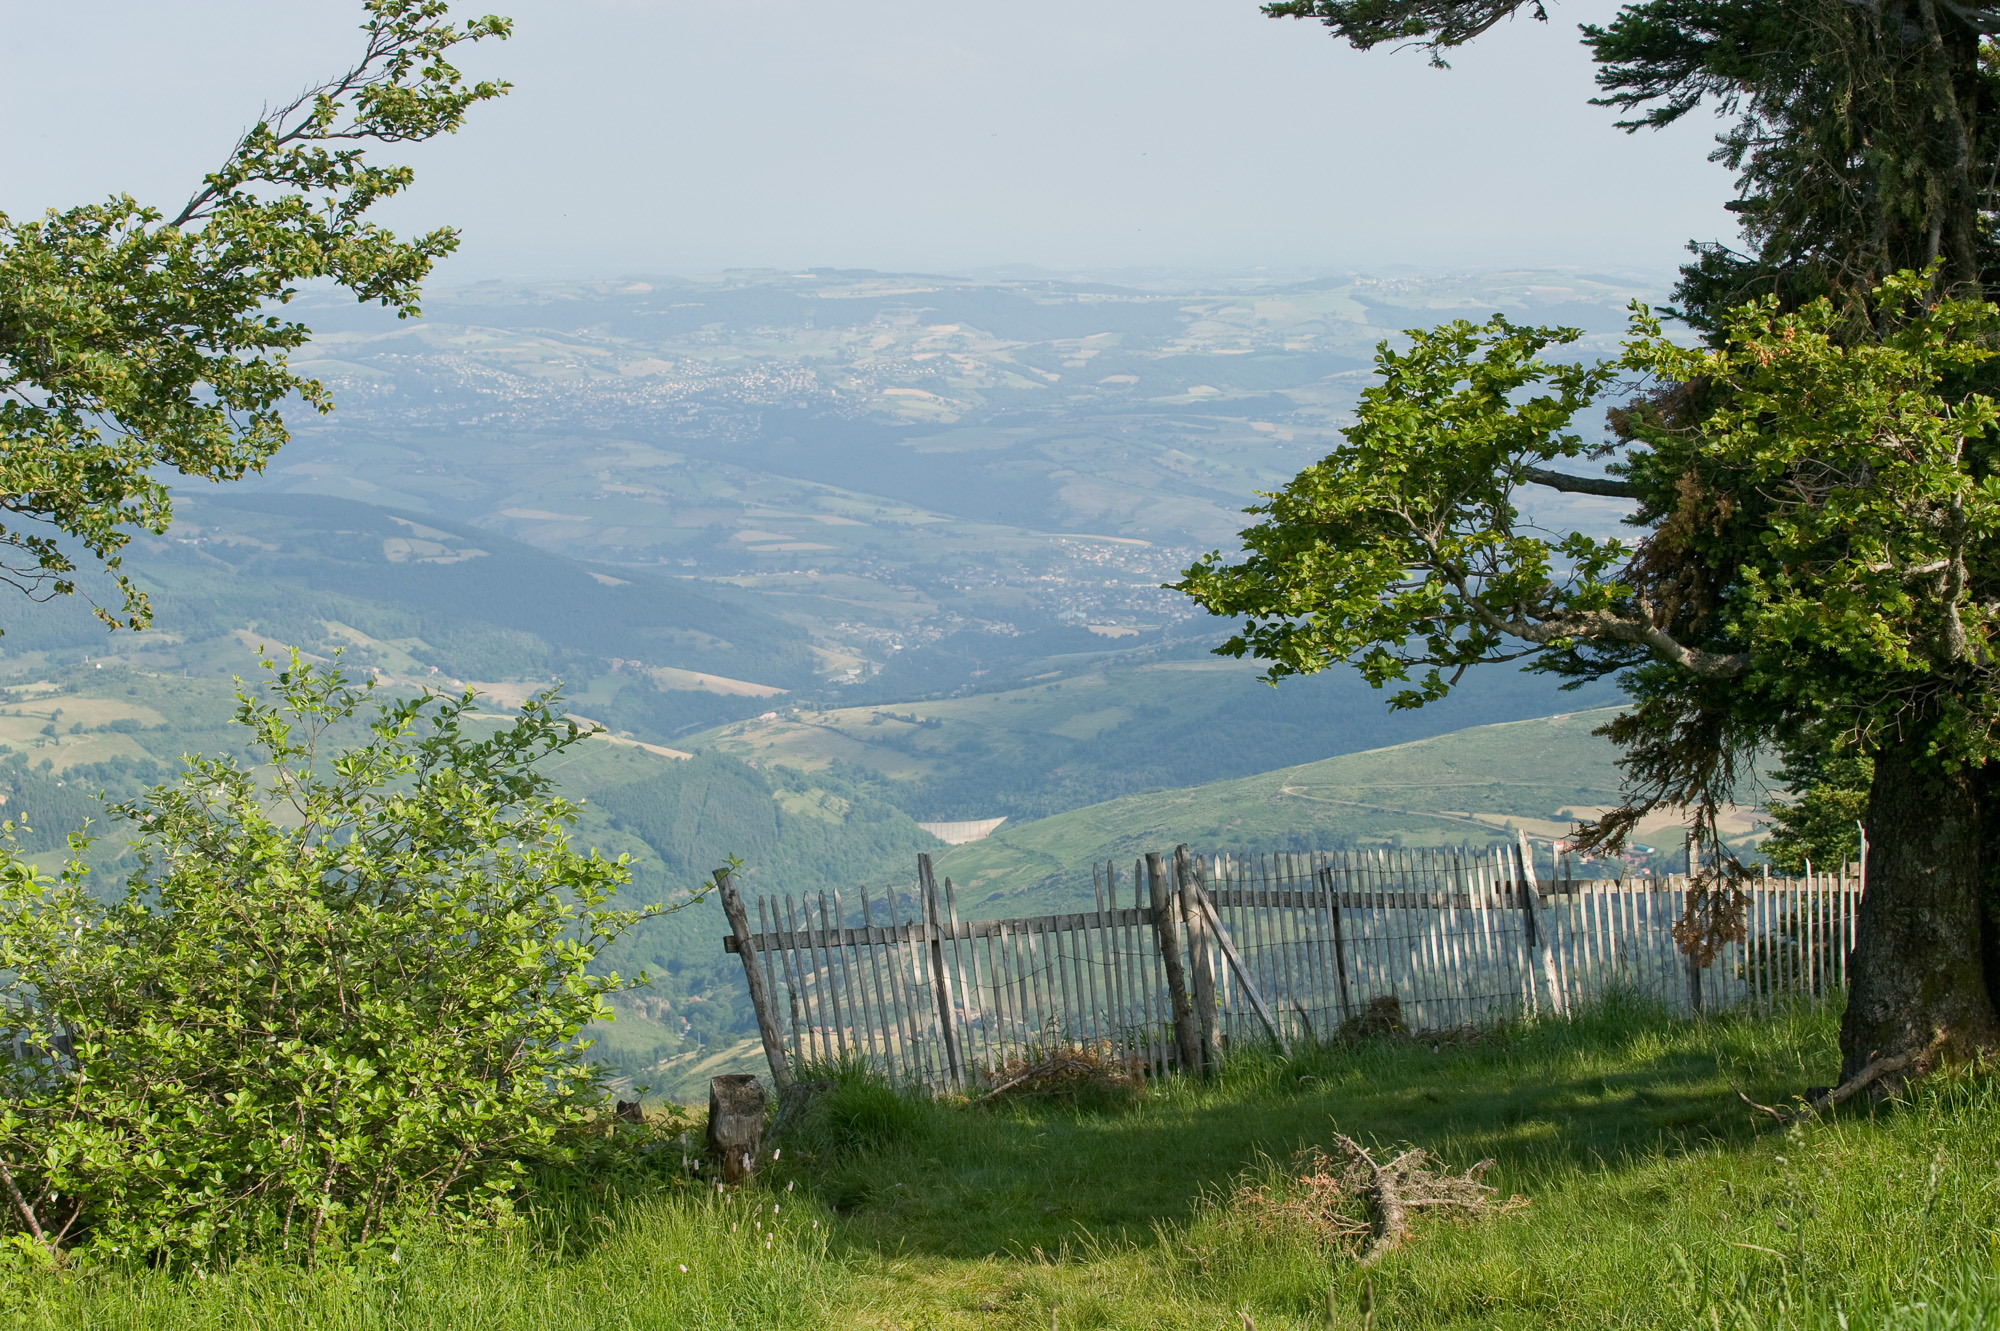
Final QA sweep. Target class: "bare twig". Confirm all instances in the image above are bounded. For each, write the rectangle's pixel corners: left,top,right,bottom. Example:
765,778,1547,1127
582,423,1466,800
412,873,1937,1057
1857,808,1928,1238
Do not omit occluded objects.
1230,1134,1520,1267
1345,1138,1410,1265
1328,1132,1501,1265
977,1053,1097,1103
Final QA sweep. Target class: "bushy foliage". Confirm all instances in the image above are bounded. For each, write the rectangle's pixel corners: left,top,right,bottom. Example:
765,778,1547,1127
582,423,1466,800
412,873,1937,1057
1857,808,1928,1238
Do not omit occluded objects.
1177,272,2000,845
0,655,672,1265
1761,753,1871,875
0,2,509,630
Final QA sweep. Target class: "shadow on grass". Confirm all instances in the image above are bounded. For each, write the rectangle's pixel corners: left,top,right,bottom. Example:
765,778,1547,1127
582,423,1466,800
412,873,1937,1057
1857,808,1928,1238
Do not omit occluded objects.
802,993,1842,1260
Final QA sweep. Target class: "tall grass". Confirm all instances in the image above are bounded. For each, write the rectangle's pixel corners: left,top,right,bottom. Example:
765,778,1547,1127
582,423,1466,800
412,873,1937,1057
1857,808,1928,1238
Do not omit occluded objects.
0,1188,843,1330
9,996,2000,1328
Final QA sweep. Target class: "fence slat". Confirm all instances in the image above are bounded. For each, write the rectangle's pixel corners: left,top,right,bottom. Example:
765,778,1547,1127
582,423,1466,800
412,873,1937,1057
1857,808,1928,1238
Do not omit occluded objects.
816,894,847,1062
1320,864,1353,1024
1109,863,1133,1059
943,877,985,1078
996,921,1019,1068
835,889,877,1071
1288,851,1320,1039
878,886,919,1082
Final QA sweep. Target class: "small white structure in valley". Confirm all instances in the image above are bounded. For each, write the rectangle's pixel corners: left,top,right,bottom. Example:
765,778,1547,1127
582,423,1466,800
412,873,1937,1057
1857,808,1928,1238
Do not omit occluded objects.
917,817,1007,845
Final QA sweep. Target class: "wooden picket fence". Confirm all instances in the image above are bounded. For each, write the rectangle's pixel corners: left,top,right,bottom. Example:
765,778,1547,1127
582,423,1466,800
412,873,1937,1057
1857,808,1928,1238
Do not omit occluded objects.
716,838,1864,1092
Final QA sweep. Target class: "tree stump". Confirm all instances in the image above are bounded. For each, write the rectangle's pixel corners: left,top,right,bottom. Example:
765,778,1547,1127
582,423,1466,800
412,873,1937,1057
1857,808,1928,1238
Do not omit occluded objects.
707,1074,767,1183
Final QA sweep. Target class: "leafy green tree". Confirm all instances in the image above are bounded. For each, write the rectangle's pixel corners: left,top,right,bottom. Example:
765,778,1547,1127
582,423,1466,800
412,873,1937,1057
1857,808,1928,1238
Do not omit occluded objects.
1761,753,1872,876
0,1,508,629
0,657,671,1265
1177,271,2000,1078
1235,0,2000,1082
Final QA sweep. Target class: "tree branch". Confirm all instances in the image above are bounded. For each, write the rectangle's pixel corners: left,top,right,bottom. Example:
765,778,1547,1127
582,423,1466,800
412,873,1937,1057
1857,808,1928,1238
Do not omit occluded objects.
1520,467,1641,499
1751,1029,1951,1128
0,1156,58,1264
1465,597,1751,678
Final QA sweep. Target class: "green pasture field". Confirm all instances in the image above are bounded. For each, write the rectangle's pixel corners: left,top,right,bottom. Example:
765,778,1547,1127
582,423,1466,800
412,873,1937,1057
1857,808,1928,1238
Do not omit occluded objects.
12,999,2000,1329
692,647,1624,827
931,707,1699,915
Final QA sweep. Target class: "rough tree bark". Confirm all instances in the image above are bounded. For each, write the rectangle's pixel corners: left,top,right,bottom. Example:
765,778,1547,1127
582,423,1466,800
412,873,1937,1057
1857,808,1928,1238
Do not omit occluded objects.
707,1074,767,1184
1842,741,2000,1080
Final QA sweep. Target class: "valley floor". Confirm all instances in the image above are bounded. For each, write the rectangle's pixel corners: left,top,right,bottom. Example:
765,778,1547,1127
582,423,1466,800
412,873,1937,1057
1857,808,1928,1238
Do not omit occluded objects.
9,1000,1999,1329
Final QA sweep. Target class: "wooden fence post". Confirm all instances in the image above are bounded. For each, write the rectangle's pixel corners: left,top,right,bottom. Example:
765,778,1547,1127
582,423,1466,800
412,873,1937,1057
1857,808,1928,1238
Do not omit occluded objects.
1176,845,1220,1068
1515,832,1565,1018
1147,851,1203,1076
716,867,791,1089
1319,865,1355,1023
1683,835,1705,1014
1683,886,1706,1015
917,854,964,1089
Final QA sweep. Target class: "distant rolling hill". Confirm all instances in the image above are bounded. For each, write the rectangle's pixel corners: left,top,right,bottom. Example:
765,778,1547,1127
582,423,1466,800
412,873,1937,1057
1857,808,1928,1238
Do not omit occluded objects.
0,492,824,742
933,708,1764,917
691,652,1624,824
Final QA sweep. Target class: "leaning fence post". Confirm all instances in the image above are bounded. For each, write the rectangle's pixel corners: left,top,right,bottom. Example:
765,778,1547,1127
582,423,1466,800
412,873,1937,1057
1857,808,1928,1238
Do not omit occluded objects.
1147,850,1203,1076
716,866,792,1089
1515,832,1565,1018
1176,846,1220,1069
1193,878,1289,1054
917,854,965,1089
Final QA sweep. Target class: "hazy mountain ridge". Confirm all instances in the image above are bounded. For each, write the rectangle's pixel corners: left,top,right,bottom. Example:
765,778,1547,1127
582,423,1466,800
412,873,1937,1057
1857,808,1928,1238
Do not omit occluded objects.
243,267,1664,703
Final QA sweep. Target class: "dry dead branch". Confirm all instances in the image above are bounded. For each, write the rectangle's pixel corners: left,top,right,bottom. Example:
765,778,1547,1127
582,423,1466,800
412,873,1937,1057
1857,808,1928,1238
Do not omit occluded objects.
977,1042,1143,1105
1739,1029,1951,1129
1330,1132,1507,1264
1332,994,1485,1049
1229,1133,1525,1265
1672,882,1751,966
1338,995,1407,1040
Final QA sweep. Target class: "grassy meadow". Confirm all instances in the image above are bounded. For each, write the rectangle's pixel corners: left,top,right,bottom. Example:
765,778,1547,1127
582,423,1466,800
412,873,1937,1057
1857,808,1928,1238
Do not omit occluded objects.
932,706,1630,911
8,998,2000,1328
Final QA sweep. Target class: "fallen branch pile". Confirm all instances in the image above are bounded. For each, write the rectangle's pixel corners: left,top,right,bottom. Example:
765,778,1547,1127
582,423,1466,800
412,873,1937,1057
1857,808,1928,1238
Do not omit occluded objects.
1231,1132,1525,1264
977,1042,1143,1105
1338,994,1407,1040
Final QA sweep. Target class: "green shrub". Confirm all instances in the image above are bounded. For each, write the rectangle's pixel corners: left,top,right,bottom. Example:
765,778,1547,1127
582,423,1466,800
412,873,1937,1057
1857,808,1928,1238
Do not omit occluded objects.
765,1065,945,1215
0,653,682,1266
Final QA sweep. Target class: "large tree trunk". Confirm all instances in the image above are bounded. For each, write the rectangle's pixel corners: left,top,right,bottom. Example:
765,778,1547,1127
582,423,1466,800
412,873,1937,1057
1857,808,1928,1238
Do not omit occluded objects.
1841,741,2000,1081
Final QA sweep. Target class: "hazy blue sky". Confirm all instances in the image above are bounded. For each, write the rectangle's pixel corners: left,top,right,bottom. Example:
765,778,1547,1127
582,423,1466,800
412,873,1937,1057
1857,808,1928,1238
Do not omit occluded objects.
6,0,1735,280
